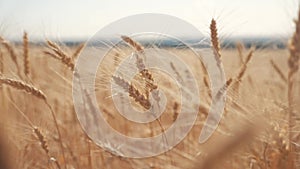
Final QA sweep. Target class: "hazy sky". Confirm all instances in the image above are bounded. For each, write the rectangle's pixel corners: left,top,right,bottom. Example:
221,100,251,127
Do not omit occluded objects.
0,0,298,40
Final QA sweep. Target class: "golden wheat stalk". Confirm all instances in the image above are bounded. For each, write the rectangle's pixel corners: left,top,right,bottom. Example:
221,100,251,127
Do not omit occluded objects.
121,36,158,96
135,53,157,94
210,19,221,58
10,101,61,169
46,40,68,58
112,75,151,109
287,8,300,169
209,18,225,87
236,42,245,65
236,48,254,82
121,35,144,52
270,59,287,83
0,49,3,88
72,43,85,58
23,32,30,77
45,40,74,71
0,76,66,168
33,127,49,155
0,77,46,100
215,78,233,100
173,102,179,122
0,36,21,77
0,49,2,74
223,48,253,102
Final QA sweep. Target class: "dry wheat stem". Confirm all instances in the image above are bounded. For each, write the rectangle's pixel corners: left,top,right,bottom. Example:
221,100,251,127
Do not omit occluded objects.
226,47,253,102
0,36,21,77
0,49,3,74
121,35,144,52
170,62,184,83
216,78,233,100
236,42,245,65
0,49,3,88
0,76,67,169
23,32,30,77
44,101,66,169
236,48,254,82
270,60,287,83
287,8,300,168
45,40,74,71
72,43,85,59
10,96,62,169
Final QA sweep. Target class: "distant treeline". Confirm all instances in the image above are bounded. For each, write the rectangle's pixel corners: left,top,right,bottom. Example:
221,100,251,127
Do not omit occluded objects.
14,37,288,49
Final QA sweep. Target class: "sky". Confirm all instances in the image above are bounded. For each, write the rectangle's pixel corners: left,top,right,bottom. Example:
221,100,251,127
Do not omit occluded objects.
0,0,298,40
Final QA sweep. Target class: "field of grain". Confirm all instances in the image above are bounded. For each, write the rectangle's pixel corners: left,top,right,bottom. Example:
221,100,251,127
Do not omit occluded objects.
0,13,299,169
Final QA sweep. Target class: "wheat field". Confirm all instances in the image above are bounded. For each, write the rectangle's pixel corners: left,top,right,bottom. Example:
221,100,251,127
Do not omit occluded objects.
0,10,299,169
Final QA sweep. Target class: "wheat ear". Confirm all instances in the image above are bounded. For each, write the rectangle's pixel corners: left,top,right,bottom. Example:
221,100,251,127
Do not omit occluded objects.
236,48,254,82
0,36,21,77
72,43,85,59
112,75,151,109
33,126,61,169
0,76,66,169
121,35,144,52
210,19,221,58
45,40,74,71
121,36,158,96
10,99,62,169
23,32,30,77
0,77,46,100
173,102,179,122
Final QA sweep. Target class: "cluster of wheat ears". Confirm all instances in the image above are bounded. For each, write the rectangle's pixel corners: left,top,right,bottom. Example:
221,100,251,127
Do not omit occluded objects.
0,10,299,169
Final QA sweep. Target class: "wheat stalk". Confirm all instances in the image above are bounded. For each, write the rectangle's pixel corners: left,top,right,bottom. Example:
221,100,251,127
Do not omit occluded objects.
0,77,46,100
33,127,49,155
270,60,287,83
236,42,245,65
112,75,151,109
121,35,144,52
0,49,2,88
23,32,30,77
121,36,158,97
209,18,225,87
0,36,21,77
72,43,85,59
216,78,233,99
287,7,300,169
10,101,61,169
45,40,74,71
0,76,66,168
236,48,254,81
172,102,179,122
0,49,3,74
